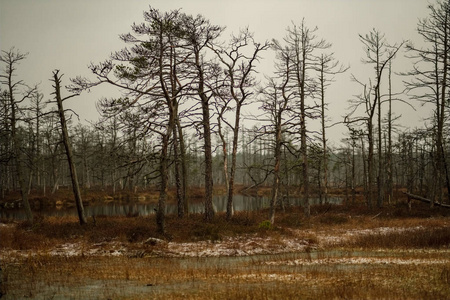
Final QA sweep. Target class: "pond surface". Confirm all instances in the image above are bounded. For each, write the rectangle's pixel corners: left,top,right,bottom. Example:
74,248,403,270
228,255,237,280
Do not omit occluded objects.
0,194,342,220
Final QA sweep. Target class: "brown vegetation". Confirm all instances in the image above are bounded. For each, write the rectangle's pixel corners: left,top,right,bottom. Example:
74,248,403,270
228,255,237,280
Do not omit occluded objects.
1,198,450,299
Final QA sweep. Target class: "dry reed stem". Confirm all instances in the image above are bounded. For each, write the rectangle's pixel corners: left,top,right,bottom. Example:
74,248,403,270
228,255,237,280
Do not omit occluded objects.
1,202,450,298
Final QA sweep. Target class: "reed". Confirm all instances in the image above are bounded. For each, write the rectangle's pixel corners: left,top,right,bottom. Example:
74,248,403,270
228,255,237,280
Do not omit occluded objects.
1,201,449,299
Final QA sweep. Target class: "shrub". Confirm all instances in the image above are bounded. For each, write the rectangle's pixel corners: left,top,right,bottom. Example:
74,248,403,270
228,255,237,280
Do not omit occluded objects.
258,220,273,230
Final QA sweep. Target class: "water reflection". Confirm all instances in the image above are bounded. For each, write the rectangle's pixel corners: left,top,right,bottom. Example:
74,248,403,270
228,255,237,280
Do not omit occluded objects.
0,195,342,220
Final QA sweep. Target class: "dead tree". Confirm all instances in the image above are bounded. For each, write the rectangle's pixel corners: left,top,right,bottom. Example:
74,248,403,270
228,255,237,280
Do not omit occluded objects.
0,49,35,222
316,53,348,204
346,29,403,208
51,70,87,225
404,0,450,205
211,28,269,220
259,75,293,224
181,13,224,222
273,20,331,217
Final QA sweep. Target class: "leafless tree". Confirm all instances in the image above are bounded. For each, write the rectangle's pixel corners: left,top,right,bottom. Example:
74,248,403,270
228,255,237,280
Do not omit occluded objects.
404,0,450,204
346,29,403,208
71,7,188,233
180,13,224,221
210,28,269,220
316,53,348,203
273,20,330,217
259,74,295,224
51,70,87,225
0,48,35,222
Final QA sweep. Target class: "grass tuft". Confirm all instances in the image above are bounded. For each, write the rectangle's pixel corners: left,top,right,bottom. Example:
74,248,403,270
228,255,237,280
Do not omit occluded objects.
348,227,450,249
258,220,273,230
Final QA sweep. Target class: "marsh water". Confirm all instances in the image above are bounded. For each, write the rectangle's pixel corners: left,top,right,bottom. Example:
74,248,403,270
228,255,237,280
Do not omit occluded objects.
0,194,342,220
4,249,444,299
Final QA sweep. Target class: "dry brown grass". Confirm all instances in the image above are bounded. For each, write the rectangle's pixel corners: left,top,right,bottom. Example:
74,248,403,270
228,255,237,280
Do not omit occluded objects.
1,201,450,299
2,250,450,299
345,226,450,249
1,201,449,251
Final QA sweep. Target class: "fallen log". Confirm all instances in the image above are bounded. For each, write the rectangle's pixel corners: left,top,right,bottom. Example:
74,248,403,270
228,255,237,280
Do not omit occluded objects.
403,192,450,209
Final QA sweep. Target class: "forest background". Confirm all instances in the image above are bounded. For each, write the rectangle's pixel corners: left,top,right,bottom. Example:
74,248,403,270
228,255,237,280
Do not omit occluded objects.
0,0,449,233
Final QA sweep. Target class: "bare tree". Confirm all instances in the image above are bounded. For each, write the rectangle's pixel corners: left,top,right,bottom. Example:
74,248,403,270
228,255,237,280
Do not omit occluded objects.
181,13,224,221
259,75,294,224
384,61,405,204
29,90,46,193
71,7,188,233
211,28,269,220
0,48,35,222
316,53,348,203
361,30,404,208
51,70,87,225
404,0,450,204
0,89,10,199
346,29,403,208
273,20,330,217
41,113,62,195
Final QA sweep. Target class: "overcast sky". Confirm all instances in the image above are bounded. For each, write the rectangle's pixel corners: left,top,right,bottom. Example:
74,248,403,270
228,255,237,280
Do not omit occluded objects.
0,0,433,145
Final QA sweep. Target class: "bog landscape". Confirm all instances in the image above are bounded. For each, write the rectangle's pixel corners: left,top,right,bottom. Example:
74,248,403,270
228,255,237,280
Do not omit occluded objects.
1,0,450,299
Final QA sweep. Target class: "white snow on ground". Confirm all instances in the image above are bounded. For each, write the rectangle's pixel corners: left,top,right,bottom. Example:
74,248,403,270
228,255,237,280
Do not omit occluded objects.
0,225,448,260
47,241,128,257
49,243,82,257
0,222,15,228
165,235,312,257
300,226,427,247
237,273,307,282
264,256,450,266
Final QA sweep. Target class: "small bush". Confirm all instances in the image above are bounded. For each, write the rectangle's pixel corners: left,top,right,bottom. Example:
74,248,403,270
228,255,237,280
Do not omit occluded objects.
258,220,273,230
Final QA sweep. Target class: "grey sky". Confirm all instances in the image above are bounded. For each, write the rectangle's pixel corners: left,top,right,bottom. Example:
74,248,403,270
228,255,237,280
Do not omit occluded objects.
0,0,431,145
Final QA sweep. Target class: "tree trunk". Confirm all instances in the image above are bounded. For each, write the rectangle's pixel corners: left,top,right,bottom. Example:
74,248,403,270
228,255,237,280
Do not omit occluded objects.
386,61,394,205
194,46,215,221
270,118,282,224
52,70,86,225
157,129,171,234
2,52,33,222
351,141,356,204
320,64,329,204
176,119,189,216
217,115,230,218
172,123,184,218
436,8,448,205
11,134,33,222
299,48,310,218
361,135,368,204
403,192,450,209
201,97,215,221
376,44,385,209
367,120,374,209
226,104,242,220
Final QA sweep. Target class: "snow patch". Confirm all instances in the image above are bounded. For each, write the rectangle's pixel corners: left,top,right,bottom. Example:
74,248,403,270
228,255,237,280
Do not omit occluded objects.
237,273,306,281
0,225,447,260
166,235,312,257
264,256,450,266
